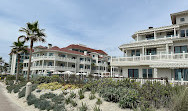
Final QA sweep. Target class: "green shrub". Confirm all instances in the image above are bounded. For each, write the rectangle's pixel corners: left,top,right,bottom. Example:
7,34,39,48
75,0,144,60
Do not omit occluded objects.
52,94,65,104
119,88,139,109
70,100,77,107
40,92,56,99
36,89,41,93
96,98,102,105
62,91,68,95
18,76,25,82
6,85,15,93
79,102,88,111
34,99,52,110
69,92,76,99
89,93,96,100
169,87,188,111
35,76,51,84
18,87,26,98
93,105,101,111
13,87,20,93
65,97,71,105
139,81,172,109
6,75,16,80
79,89,85,99
53,104,66,111
32,84,38,91
6,80,14,85
27,94,38,105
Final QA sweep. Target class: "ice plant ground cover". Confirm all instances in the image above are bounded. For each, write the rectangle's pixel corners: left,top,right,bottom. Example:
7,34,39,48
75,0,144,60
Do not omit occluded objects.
2,75,188,111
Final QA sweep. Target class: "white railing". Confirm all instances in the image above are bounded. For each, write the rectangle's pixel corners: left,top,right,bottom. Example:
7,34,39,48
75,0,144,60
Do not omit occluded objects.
32,56,76,62
80,60,91,64
28,66,76,71
130,35,180,43
112,52,188,62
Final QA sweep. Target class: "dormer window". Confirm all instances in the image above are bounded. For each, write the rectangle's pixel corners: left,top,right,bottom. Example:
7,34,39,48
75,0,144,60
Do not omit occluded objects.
180,18,185,22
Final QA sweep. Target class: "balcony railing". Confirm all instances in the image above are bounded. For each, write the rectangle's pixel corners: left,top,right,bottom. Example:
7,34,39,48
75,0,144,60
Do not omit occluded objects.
112,52,188,62
130,35,180,43
80,60,91,64
24,66,76,71
32,56,76,62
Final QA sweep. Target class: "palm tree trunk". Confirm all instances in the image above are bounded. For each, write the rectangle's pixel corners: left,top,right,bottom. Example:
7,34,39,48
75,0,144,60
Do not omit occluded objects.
27,40,33,81
16,54,20,82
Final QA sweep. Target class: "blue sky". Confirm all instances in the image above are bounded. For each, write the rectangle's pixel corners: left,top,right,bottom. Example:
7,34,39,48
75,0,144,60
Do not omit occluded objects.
0,0,188,62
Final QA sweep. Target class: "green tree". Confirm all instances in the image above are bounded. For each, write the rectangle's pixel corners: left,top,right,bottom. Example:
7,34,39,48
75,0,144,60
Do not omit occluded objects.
11,41,28,82
19,21,46,81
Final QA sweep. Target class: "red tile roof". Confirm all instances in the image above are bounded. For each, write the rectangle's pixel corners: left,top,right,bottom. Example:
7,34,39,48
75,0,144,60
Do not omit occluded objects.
33,44,107,57
47,46,90,57
65,44,107,55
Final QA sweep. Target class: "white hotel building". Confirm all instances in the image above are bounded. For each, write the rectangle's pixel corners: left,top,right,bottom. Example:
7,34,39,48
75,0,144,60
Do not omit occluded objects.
111,10,188,81
22,44,109,76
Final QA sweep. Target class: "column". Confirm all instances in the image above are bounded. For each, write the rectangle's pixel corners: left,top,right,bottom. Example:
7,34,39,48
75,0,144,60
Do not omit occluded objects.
137,34,139,42
153,68,158,78
42,60,44,68
110,66,112,77
166,44,169,54
142,47,145,55
154,31,157,40
122,49,125,57
54,60,56,69
174,28,176,37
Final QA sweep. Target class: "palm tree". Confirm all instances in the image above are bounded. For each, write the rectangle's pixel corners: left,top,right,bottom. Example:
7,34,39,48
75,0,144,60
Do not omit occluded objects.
18,21,46,81
11,41,28,82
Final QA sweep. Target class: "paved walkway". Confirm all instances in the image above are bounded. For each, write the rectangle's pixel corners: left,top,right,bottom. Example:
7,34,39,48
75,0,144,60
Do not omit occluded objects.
0,83,24,111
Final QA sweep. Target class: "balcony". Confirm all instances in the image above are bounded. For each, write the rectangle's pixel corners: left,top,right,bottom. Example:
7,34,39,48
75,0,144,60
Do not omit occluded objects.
23,66,76,71
79,68,91,72
80,60,91,64
32,56,76,62
111,52,188,66
131,35,180,44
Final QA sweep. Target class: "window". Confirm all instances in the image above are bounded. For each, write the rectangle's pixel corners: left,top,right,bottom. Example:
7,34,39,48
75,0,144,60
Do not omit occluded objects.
131,50,135,56
49,53,54,56
136,50,140,56
142,69,147,78
146,34,154,40
180,18,185,22
79,64,83,68
181,30,185,37
48,62,53,66
93,55,95,57
128,69,139,78
174,46,187,53
92,60,96,63
166,31,174,37
142,69,153,78
131,49,140,56
146,48,157,55
148,69,153,78
80,58,84,61
186,30,188,36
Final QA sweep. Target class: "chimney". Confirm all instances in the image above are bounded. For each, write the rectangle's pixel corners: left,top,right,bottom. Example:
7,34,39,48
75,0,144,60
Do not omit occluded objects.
84,51,87,55
48,44,52,49
149,27,153,29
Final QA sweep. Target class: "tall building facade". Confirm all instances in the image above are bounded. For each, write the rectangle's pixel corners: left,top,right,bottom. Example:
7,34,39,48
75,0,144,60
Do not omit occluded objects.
9,52,29,75
111,10,188,81
22,44,109,76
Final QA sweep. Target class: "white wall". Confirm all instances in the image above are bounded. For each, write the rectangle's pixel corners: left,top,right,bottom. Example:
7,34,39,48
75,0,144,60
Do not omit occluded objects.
157,68,172,80
176,14,188,25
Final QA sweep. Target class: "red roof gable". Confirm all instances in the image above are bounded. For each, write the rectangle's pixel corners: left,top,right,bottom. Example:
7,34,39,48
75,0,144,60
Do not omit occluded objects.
47,46,90,57
65,44,107,55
